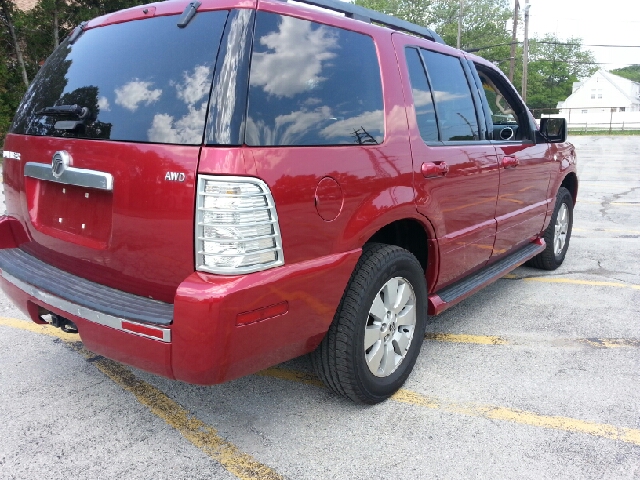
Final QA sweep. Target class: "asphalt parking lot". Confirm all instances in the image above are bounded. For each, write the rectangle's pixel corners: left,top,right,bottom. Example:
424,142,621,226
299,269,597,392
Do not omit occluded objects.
1,135,639,479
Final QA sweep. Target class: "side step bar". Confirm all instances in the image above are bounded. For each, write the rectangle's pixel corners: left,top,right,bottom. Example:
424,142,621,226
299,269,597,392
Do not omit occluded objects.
428,239,545,315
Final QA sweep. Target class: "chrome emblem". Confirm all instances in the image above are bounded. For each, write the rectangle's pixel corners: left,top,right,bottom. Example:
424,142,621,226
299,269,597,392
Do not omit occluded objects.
52,151,71,179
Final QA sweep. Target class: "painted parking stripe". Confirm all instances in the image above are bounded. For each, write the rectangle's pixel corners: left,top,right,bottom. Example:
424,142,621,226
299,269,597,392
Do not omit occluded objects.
0,317,284,480
578,201,639,206
424,333,507,345
4,317,640,448
259,367,640,446
573,227,640,235
503,274,640,290
424,332,640,349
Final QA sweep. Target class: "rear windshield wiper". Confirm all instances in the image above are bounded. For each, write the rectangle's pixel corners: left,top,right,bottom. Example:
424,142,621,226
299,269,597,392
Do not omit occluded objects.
36,104,90,119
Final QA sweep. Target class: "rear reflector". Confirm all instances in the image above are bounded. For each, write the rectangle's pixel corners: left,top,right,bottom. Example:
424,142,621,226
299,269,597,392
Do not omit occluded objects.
122,321,166,339
236,301,289,325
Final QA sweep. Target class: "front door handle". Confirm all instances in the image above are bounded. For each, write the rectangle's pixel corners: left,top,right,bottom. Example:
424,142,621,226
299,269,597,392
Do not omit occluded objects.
501,156,519,168
421,161,449,178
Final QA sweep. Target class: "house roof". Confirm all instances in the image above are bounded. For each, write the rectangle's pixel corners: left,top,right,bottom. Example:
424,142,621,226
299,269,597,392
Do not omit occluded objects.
601,70,640,105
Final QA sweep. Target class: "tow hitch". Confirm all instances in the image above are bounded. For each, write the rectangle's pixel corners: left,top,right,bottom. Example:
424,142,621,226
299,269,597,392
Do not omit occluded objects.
41,312,78,333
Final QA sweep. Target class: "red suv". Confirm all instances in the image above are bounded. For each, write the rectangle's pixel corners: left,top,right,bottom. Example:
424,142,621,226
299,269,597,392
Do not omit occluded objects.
0,0,577,403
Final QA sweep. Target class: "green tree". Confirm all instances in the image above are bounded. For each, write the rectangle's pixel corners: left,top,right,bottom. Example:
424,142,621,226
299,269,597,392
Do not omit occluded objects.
521,35,598,112
610,65,640,83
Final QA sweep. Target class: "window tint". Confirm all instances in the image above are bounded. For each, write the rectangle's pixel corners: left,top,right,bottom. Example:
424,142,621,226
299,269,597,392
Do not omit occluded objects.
245,12,384,146
420,49,479,141
11,11,229,145
405,48,438,142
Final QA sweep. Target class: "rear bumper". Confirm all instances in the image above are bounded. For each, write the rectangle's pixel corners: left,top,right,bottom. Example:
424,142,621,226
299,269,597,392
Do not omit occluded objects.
0,215,360,384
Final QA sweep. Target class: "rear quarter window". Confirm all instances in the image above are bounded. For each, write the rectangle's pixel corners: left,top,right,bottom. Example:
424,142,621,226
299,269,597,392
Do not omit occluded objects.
11,11,229,145
244,11,384,146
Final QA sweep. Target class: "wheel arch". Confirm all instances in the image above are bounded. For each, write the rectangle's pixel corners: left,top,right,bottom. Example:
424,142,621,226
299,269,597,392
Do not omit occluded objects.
560,172,578,205
363,217,439,292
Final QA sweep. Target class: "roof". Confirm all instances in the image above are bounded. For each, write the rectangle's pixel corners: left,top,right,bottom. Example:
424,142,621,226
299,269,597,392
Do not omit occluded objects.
601,70,640,104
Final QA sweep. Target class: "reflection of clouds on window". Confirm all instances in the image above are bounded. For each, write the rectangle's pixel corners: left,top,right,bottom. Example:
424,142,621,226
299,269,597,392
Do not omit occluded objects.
433,91,465,103
320,110,383,142
250,16,338,97
115,80,162,111
412,89,433,108
209,9,252,144
174,65,211,105
98,96,110,111
147,104,207,144
246,106,331,145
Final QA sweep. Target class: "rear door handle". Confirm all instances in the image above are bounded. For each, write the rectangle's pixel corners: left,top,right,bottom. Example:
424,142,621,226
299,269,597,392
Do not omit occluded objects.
421,161,449,178
501,156,519,168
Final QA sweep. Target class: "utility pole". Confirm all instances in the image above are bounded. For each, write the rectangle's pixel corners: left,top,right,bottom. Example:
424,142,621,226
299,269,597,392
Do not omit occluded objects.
508,0,519,82
522,0,531,102
457,0,463,49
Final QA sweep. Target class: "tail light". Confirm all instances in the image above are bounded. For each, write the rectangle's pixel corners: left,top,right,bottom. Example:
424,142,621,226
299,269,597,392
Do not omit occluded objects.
195,175,284,274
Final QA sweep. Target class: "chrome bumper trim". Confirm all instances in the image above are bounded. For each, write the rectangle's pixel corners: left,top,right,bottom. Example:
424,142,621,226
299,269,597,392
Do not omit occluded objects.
24,162,114,191
2,272,171,342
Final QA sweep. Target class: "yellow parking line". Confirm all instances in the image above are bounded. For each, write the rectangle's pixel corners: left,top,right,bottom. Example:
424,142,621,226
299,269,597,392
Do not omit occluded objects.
579,338,640,348
424,331,640,349
257,367,640,447
573,227,640,235
424,333,507,345
4,316,640,448
0,317,283,480
578,201,639,206
503,274,640,290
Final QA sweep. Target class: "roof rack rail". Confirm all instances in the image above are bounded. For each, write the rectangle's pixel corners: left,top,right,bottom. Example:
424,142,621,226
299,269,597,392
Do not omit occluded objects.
283,0,445,44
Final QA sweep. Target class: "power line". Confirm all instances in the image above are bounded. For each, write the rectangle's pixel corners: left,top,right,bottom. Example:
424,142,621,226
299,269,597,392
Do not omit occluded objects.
467,41,640,53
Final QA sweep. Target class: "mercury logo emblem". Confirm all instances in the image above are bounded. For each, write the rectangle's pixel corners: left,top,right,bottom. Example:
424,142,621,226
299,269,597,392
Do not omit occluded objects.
52,151,71,179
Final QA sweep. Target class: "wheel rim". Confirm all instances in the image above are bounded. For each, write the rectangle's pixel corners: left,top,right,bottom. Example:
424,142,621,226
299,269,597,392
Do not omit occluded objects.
364,277,417,378
554,202,570,256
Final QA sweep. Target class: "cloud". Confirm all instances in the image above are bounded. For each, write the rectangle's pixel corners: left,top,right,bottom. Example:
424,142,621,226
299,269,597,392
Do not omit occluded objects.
175,65,212,105
97,96,110,112
319,110,383,142
115,80,162,111
147,104,207,144
250,16,338,97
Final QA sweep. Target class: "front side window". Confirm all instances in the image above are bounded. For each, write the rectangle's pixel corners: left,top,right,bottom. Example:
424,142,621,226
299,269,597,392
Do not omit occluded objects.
420,49,479,141
476,67,529,141
245,12,384,146
11,11,229,145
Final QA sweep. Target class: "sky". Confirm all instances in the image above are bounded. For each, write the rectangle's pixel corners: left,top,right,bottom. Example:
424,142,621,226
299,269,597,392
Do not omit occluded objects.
517,0,640,70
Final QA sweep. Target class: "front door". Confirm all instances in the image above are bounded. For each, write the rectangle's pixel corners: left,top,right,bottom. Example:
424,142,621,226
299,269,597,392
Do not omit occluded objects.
471,62,554,257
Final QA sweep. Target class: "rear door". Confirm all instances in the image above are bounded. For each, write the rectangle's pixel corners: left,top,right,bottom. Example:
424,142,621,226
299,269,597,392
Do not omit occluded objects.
393,36,500,289
3,8,233,302
469,61,555,257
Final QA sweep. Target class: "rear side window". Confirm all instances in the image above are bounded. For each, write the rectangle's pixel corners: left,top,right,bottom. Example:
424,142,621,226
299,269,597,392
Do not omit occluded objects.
245,12,384,146
420,49,479,141
405,47,438,142
11,11,229,145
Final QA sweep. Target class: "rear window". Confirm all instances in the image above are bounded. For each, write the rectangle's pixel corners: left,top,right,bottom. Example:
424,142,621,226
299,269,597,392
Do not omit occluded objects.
244,11,384,146
11,11,229,145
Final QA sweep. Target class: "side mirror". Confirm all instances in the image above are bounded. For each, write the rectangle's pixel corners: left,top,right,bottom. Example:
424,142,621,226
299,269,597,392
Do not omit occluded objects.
537,118,567,143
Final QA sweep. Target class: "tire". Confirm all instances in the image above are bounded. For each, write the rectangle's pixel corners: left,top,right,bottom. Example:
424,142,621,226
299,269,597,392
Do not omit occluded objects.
526,186,573,270
311,243,427,404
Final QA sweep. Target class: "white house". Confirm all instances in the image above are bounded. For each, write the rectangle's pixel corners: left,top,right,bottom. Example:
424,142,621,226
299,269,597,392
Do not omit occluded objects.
557,70,640,114
554,70,640,129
